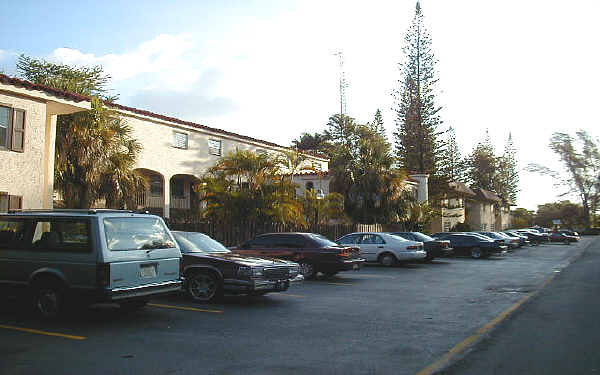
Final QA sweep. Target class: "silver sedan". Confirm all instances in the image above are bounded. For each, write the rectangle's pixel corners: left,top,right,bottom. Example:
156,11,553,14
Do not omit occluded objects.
336,232,426,266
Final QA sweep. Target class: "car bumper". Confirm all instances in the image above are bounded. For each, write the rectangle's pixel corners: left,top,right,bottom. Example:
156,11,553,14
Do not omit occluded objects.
104,279,183,301
222,277,300,293
319,258,365,272
396,250,427,260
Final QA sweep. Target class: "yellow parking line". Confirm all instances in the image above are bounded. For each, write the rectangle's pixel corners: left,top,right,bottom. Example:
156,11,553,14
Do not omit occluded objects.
276,293,305,298
0,324,86,340
415,273,559,375
148,303,223,314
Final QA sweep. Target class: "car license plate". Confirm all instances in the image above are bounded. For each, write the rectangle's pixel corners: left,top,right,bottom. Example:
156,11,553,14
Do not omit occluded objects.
140,264,157,278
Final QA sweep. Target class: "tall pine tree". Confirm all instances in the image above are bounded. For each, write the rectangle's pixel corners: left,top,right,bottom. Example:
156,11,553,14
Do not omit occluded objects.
393,1,442,174
466,130,498,192
438,126,464,182
370,109,386,138
498,133,519,202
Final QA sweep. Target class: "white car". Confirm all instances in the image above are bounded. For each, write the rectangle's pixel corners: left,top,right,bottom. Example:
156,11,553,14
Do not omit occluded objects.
336,232,426,266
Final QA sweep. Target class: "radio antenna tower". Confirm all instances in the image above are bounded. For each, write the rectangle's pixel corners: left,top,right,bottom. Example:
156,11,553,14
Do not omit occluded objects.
332,51,348,117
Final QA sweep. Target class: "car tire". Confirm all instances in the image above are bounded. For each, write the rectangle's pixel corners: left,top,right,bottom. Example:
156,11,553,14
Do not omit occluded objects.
424,254,435,262
323,271,338,278
32,280,66,319
470,247,483,259
378,253,397,267
186,271,223,302
563,239,570,245
299,262,316,280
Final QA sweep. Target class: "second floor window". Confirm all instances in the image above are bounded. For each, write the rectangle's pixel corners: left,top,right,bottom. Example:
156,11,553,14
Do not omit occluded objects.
0,106,25,152
173,132,188,149
208,139,222,156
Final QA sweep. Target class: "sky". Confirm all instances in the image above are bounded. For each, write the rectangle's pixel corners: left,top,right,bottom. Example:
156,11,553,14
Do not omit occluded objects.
1,0,599,211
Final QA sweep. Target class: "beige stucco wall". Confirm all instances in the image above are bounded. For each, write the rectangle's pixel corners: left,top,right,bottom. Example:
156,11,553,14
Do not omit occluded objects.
466,200,497,231
0,92,48,209
122,110,328,217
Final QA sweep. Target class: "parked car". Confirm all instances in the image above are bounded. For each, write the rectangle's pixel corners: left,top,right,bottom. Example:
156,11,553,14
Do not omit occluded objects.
558,229,580,237
515,229,549,245
0,209,183,318
549,232,579,244
172,231,301,301
233,233,365,279
502,231,530,247
431,233,507,259
388,232,452,261
478,231,520,249
336,232,427,266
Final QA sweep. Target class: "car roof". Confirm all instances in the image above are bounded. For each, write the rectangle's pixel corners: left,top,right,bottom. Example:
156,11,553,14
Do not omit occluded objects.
1,209,159,218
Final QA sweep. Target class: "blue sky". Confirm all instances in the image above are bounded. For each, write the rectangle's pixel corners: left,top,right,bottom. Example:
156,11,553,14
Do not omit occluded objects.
2,0,599,210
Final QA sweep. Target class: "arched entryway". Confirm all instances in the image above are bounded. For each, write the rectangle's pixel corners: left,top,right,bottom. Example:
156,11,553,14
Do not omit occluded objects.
134,168,165,216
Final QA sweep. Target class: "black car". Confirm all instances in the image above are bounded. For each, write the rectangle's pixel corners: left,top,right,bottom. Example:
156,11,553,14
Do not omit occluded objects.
432,233,507,259
389,232,453,261
515,229,547,245
172,231,301,302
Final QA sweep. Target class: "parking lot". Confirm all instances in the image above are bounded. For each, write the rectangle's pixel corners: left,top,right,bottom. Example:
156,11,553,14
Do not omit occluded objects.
0,238,595,375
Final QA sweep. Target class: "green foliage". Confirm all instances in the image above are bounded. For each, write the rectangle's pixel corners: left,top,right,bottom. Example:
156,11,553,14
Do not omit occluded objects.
291,132,329,153
197,150,306,226
370,109,386,138
324,114,410,224
393,2,443,174
438,126,465,183
399,201,437,232
299,190,347,226
451,222,472,232
510,207,535,229
534,201,586,229
466,130,498,192
16,56,143,208
17,54,117,101
527,131,600,228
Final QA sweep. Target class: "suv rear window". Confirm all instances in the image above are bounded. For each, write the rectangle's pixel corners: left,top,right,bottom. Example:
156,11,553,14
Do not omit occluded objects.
0,219,29,250
104,217,175,251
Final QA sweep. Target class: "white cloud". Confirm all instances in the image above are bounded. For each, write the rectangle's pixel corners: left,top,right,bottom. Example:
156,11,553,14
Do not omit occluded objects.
50,33,202,89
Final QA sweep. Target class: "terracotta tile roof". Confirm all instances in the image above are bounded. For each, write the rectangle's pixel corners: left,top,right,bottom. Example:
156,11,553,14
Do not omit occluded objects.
0,73,327,161
0,73,90,103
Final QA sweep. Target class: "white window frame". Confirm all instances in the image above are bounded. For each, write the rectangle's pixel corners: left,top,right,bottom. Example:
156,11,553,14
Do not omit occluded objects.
208,139,222,156
173,131,188,149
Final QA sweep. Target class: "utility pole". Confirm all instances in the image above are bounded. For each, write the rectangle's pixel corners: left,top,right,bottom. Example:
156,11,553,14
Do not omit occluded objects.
332,51,348,117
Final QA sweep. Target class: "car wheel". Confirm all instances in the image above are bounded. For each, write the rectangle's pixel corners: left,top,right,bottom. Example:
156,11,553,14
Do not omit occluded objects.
33,282,65,319
424,254,435,262
563,239,570,245
299,262,316,280
379,253,397,267
186,271,222,302
470,247,483,259
323,271,338,278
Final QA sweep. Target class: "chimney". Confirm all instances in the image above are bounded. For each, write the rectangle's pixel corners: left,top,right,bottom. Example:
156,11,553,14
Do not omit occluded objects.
409,174,429,203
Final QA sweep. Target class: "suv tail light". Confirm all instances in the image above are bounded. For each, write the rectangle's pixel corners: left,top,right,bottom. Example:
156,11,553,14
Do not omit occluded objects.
96,263,110,288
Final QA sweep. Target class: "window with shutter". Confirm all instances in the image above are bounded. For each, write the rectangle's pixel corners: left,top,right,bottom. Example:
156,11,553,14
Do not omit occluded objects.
173,132,188,149
208,139,222,156
11,109,25,152
0,192,8,212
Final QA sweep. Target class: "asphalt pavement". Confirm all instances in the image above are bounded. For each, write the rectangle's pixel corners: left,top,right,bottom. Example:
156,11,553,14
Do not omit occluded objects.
0,238,595,375
440,237,600,375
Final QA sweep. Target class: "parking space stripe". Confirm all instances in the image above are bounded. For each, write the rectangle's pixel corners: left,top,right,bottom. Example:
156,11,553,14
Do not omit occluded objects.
148,303,224,313
275,293,305,298
415,273,559,375
0,324,86,340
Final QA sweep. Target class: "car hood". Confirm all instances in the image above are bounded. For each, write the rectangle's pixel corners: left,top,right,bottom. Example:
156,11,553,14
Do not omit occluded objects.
185,252,295,267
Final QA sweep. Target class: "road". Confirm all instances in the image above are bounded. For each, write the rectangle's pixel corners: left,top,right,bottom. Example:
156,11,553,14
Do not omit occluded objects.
440,237,600,375
0,237,595,375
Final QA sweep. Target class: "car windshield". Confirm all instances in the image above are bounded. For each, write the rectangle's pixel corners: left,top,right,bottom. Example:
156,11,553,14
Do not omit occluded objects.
172,232,230,253
411,232,435,242
104,217,175,251
309,233,340,247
